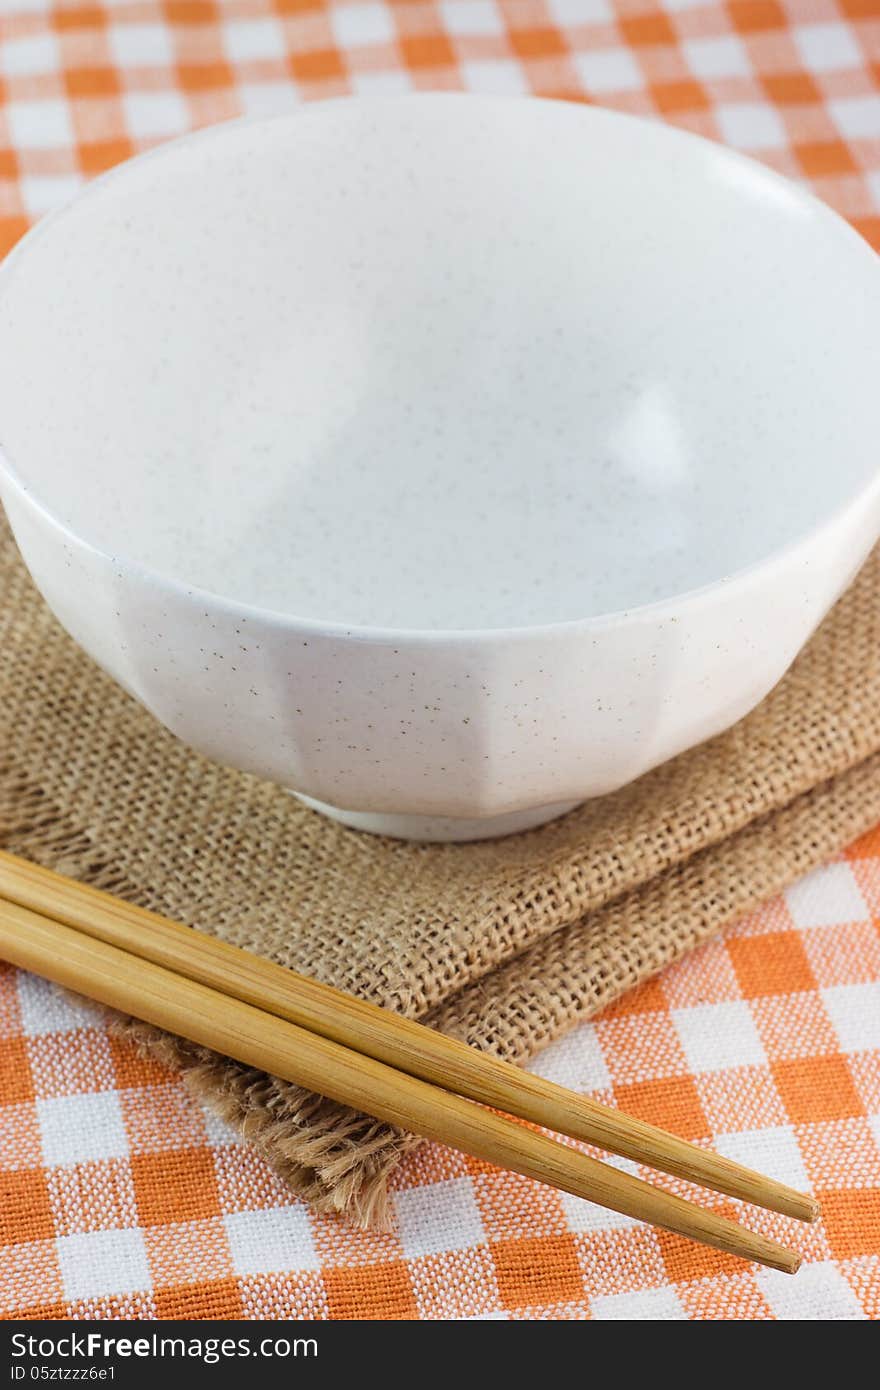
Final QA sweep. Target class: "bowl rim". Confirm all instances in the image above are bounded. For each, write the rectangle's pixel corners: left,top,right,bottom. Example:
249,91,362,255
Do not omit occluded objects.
4,447,880,646
1,94,879,646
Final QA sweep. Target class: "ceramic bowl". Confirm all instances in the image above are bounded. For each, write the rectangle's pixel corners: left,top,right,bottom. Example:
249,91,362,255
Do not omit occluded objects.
1,96,879,842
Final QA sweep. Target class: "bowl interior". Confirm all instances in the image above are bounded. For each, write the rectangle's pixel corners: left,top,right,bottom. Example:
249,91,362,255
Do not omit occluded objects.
1,96,878,632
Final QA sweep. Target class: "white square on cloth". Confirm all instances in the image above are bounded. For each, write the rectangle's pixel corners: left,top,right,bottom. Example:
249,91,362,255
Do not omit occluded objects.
591,1286,688,1320
109,24,174,68
57,1229,151,1301
461,60,528,94
20,173,83,218
714,102,786,151
17,974,101,1037
224,1206,319,1275
38,1092,129,1167
123,90,189,141
546,0,612,24
793,23,862,75
330,3,395,47
6,99,75,150
199,1103,243,1149
222,18,287,63
757,1261,866,1320
821,982,880,1053
0,33,61,77
527,1024,611,1094
714,1125,809,1192
673,1000,766,1073
829,95,880,140
573,48,642,94
395,1177,485,1259
440,1,505,37
349,70,413,97
786,863,868,929
682,35,750,80
237,82,300,117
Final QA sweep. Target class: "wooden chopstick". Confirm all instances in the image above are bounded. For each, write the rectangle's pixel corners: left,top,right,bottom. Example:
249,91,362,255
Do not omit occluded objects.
0,892,801,1275
0,850,818,1225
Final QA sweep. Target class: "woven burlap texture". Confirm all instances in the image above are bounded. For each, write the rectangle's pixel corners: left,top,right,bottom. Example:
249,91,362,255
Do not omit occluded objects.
2,511,880,1224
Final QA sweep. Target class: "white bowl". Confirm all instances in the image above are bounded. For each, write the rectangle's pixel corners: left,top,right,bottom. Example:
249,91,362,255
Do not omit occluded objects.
1,96,879,841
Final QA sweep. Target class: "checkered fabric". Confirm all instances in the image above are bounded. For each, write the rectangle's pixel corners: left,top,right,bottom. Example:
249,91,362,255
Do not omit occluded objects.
1,0,879,1322
0,831,878,1320
1,0,879,259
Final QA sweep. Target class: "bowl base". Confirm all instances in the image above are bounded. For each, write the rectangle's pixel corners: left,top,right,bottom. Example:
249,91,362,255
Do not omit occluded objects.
293,794,581,843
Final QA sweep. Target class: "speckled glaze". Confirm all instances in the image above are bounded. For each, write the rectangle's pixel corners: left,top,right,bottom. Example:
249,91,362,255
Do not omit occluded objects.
1,97,879,841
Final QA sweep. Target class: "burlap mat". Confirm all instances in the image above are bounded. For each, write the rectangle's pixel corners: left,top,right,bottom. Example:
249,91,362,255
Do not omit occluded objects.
2,509,880,1223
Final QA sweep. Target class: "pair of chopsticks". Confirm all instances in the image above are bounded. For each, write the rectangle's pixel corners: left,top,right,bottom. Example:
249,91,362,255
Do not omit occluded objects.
0,849,816,1272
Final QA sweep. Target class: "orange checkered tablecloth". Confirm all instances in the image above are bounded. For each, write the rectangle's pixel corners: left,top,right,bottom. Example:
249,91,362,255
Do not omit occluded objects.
1,0,879,1323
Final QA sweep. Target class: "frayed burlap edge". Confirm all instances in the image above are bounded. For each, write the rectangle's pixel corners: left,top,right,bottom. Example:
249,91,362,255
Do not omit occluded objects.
0,758,416,1227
